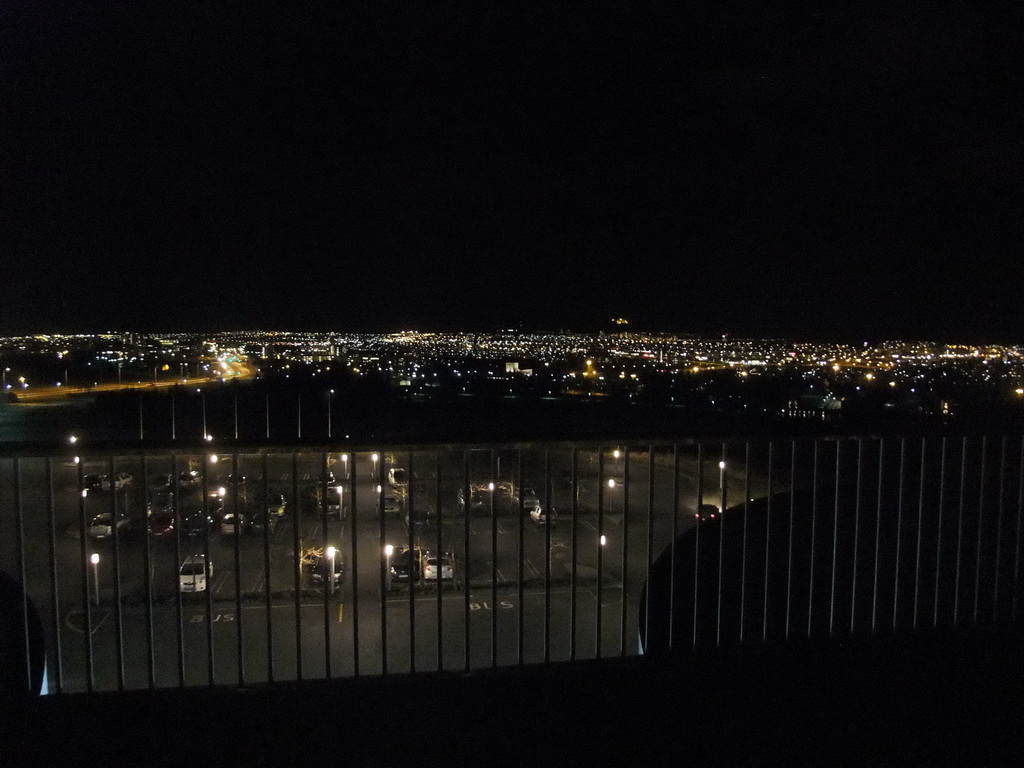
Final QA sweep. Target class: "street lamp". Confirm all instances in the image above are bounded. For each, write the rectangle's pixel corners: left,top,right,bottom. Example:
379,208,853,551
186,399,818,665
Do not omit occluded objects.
2,367,9,390
336,485,344,518
69,435,77,445
371,453,379,479
719,460,726,489
384,544,394,591
90,553,100,605
340,453,349,479
326,546,337,595
600,535,607,547
197,389,206,440
327,390,334,439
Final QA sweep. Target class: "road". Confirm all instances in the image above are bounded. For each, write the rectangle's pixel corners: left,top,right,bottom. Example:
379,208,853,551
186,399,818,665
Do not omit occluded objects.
0,446,776,691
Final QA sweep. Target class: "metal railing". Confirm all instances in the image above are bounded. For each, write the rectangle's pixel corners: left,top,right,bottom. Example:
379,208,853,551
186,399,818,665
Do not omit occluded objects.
0,435,1021,694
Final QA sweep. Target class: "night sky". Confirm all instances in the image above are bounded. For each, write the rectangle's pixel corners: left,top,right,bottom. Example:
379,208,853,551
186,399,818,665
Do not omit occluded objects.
1,2,1021,340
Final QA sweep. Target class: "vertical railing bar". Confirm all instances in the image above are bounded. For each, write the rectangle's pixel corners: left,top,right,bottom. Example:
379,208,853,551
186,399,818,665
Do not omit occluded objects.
913,438,927,629
171,454,184,688
893,437,906,632
954,437,967,626
141,455,155,689
973,436,987,623
291,451,302,681
378,450,387,677
807,440,818,639
871,438,884,634
78,459,94,693
350,452,360,677
463,451,470,672
235,452,245,685
109,455,125,690
516,449,524,666
693,445,704,649
829,440,841,638
490,449,497,670
46,457,63,694
436,450,443,672
785,441,796,641
14,458,31,692
718,442,727,647
596,446,605,659
762,442,773,643
645,445,654,654
619,447,629,657
202,454,215,686
669,444,679,650
740,442,750,643
992,436,1007,622
321,452,331,679
569,447,578,661
544,448,552,664
1012,435,1024,622
407,449,416,675
933,438,947,628
851,438,863,635
262,453,273,683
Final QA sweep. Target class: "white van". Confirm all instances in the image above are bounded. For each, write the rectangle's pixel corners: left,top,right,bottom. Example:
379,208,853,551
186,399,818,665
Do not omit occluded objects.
179,554,212,593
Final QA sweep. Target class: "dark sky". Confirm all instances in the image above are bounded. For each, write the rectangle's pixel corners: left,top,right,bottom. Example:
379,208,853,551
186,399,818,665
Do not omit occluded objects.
1,2,1021,340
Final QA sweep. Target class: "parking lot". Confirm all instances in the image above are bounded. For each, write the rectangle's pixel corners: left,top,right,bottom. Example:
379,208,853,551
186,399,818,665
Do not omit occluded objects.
0,445,771,691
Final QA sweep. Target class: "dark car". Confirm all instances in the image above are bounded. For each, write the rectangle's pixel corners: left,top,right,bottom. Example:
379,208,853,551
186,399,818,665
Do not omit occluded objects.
389,546,424,582
248,510,279,535
182,512,217,537
83,474,103,492
147,510,176,538
308,553,344,587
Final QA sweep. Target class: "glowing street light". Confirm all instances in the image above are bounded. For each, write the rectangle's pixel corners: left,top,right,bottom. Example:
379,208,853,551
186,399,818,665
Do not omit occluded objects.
68,435,78,445
600,535,607,547
719,460,726,489
326,546,337,595
384,544,394,591
90,553,100,604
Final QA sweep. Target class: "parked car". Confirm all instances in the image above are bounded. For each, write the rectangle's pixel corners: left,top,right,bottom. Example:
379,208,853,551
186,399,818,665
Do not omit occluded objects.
87,513,131,539
422,552,454,582
267,493,287,517
150,474,173,492
389,546,424,582
220,511,246,535
179,554,212,593
177,470,200,489
182,512,217,537
100,472,133,492
83,474,103,492
520,486,541,510
383,495,401,514
308,553,344,587
147,511,176,539
248,510,279,535
694,503,719,521
530,505,557,524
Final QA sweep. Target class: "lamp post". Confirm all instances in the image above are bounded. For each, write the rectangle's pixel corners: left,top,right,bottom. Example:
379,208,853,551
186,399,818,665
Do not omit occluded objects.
340,453,349,479
326,546,337,595
197,389,207,440
90,553,100,605
327,390,334,439
384,544,394,591
371,453,379,477
719,460,726,490
2,367,9,390
336,485,344,520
